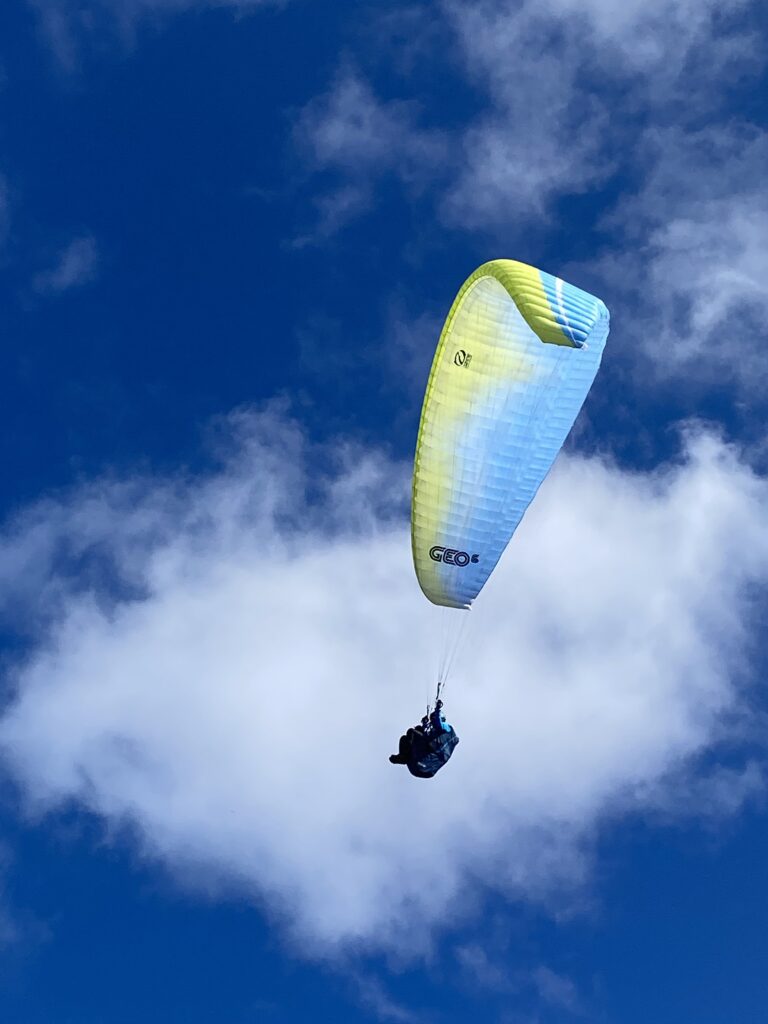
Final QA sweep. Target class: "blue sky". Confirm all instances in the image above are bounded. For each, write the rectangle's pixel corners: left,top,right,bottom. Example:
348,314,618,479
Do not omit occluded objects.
1,1,768,1022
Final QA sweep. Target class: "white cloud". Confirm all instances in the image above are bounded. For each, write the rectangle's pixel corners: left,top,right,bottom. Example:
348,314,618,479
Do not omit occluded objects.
293,70,446,243
441,0,757,227
440,1,610,226
295,0,759,234
298,73,423,173
532,0,750,71
433,2,768,401
1,409,767,955
643,201,768,372
33,235,99,295
596,126,768,389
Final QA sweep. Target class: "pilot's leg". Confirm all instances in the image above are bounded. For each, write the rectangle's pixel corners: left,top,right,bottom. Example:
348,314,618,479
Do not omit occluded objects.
389,734,410,764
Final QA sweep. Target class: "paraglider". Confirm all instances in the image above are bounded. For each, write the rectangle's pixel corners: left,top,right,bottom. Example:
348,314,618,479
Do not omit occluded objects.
391,259,610,777
389,700,459,778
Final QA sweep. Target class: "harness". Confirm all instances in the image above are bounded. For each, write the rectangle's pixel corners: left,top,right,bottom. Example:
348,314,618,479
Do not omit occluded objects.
407,709,459,777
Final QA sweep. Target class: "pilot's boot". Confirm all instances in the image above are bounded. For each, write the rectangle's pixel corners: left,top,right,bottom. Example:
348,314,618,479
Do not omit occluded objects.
389,735,410,764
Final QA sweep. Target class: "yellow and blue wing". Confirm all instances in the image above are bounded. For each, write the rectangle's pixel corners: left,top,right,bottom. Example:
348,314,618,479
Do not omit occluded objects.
411,259,610,609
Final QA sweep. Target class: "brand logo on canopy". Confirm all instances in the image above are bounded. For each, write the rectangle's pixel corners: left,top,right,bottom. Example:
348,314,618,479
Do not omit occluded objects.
429,546,479,567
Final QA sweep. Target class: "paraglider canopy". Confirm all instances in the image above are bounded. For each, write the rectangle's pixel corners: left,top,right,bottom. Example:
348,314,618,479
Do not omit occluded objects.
411,259,609,610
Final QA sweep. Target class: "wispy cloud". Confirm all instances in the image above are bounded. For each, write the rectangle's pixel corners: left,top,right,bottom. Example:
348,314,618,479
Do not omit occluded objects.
300,0,766,407
456,943,516,993
596,125,768,391
634,760,765,825
298,73,427,173
441,0,612,226
32,234,99,295
351,975,421,1024
29,0,286,69
526,0,753,75
533,966,582,1015
290,183,371,249
293,69,447,244
0,407,766,955
442,0,758,227
295,0,761,234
